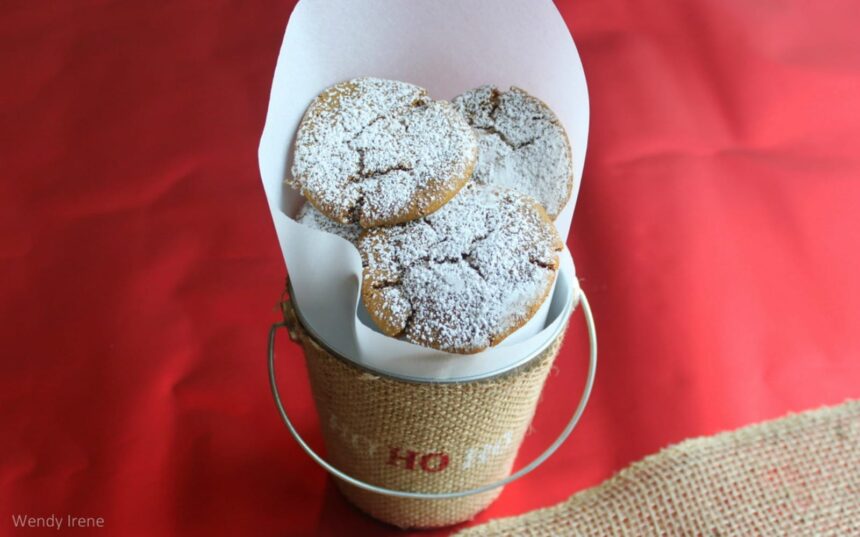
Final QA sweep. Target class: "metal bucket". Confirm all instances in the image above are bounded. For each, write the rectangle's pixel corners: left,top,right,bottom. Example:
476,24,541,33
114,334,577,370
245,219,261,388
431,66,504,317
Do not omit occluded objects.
268,275,596,528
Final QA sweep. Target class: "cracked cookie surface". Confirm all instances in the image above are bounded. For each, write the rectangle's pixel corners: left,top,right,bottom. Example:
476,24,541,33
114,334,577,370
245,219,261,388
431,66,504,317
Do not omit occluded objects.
296,202,360,244
453,86,573,219
290,77,477,228
358,184,563,354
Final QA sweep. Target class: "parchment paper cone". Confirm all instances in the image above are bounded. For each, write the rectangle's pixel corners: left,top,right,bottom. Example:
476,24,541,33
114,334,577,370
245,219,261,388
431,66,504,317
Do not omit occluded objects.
261,0,592,528
258,0,589,382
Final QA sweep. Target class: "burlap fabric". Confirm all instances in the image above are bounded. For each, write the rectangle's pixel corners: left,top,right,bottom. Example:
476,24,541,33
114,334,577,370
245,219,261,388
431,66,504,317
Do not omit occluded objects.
281,298,569,528
457,400,860,536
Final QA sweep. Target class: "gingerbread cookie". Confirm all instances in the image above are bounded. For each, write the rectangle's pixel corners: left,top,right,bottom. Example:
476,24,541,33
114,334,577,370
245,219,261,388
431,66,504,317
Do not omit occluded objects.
296,202,361,244
290,77,477,228
358,184,563,354
453,86,573,218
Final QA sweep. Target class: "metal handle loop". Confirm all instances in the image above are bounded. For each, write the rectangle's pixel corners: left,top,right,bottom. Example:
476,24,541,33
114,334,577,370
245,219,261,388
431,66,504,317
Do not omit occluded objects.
268,289,597,500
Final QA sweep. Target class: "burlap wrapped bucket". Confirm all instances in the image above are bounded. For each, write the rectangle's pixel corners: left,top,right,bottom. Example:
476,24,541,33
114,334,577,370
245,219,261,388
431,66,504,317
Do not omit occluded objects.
268,282,596,529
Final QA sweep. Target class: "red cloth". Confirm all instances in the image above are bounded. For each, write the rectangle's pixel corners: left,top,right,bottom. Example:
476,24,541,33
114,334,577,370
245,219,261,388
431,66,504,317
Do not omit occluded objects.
2,1,859,535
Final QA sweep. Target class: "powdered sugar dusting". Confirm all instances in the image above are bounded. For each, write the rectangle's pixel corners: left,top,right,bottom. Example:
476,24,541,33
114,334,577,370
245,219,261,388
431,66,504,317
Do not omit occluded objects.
359,184,563,354
296,202,361,244
290,77,477,227
453,86,573,218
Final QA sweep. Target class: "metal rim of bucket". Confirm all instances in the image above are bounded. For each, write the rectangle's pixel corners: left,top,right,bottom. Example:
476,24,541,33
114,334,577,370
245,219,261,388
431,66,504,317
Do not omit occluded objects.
268,287,597,500
285,261,579,384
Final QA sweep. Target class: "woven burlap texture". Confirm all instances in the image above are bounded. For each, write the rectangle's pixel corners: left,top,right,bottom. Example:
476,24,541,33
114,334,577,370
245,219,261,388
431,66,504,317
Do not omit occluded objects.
283,299,569,529
457,400,860,536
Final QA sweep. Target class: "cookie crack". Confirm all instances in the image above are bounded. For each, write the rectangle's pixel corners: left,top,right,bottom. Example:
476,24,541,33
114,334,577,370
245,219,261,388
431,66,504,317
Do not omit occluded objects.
396,253,433,275
349,147,415,182
412,229,493,280
423,216,441,235
481,90,542,151
416,219,455,252
462,252,487,280
345,102,420,179
350,192,366,223
488,87,501,120
467,231,490,248
355,148,367,178
370,277,401,291
360,163,414,179
347,114,386,146
529,257,558,271
400,309,416,338
478,125,538,151
434,256,461,264
347,95,425,150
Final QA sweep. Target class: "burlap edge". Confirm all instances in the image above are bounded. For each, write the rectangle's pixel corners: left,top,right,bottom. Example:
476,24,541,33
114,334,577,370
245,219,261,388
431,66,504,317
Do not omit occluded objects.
455,399,860,536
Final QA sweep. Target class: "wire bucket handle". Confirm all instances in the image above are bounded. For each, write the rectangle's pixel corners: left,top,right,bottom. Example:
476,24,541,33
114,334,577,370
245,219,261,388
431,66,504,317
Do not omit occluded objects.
268,288,597,500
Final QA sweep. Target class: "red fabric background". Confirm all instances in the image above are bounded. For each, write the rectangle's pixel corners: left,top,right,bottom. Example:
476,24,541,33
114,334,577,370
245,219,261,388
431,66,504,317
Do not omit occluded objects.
2,1,859,535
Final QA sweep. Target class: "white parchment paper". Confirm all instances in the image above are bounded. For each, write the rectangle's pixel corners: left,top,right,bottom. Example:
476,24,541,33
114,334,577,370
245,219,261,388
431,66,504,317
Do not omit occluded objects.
259,0,589,381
